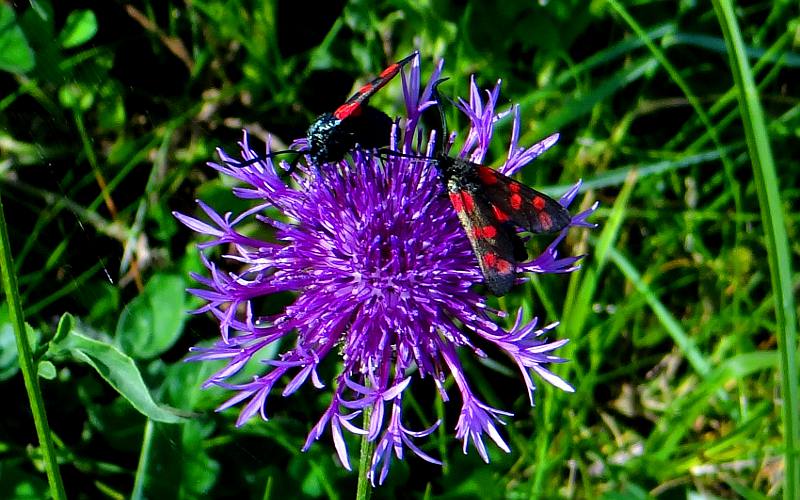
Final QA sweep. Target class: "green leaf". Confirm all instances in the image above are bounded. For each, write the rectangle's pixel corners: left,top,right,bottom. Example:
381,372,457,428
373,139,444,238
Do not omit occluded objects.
117,274,187,360
54,330,184,423
0,304,41,381
96,80,126,131
0,4,35,73
59,10,97,48
600,483,649,500
134,420,220,498
58,83,94,111
132,360,222,497
53,313,75,344
37,360,56,379
88,395,148,451
0,318,19,381
712,1,800,495
0,463,49,499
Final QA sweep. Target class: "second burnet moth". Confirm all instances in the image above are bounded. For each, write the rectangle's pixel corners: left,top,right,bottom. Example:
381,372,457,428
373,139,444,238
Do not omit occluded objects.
428,80,572,295
244,51,418,168
305,51,418,165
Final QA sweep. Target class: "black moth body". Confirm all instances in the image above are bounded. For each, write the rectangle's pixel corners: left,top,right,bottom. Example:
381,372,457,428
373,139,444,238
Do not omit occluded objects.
305,51,418,165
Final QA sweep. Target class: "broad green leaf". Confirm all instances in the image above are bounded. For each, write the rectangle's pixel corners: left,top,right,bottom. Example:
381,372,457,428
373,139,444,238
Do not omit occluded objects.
0,4,35,73
88,396,148,451
162,354,226,411
59,10,97,48
55,330,184,423
97,80,126,131
132,361,221,498
117,274,187,360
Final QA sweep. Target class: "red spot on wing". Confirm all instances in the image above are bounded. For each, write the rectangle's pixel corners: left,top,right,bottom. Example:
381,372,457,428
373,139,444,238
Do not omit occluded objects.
484,252,513,274
492,205,510,222
331,53,416,122
356,82,375,96
462,192,475,212
538,212,553,231
449,192,464,212
508,182,521,193
473,225,498,238
532,196,546,211
379,63,400,78
477,167,499,185
510,193,522,210
496,259,513,273
333,102,362,120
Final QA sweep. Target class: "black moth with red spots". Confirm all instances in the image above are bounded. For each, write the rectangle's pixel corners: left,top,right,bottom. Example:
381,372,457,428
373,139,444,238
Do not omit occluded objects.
305,51,418,165
431,84,572,295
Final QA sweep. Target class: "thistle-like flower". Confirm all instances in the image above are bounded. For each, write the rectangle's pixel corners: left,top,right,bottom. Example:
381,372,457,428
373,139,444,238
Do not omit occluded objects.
175,54,596,485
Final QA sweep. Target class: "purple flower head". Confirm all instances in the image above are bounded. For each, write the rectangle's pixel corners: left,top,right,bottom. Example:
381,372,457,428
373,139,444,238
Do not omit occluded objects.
175,54,597,485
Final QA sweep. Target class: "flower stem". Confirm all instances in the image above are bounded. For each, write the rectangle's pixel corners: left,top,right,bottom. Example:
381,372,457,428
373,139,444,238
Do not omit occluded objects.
0,193,66,499
355,405,374,500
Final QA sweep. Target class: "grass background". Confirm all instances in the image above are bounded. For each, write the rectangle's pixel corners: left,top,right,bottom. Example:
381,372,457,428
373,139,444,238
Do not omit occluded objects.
1,0,798,498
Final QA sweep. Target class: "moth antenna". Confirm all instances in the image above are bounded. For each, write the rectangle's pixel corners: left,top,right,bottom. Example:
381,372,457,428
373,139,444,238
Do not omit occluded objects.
430,78,450,157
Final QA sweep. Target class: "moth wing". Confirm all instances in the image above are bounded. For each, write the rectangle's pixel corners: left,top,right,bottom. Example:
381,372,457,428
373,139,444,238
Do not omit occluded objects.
474,166,571,234
333,52,418,121
449,189,519,295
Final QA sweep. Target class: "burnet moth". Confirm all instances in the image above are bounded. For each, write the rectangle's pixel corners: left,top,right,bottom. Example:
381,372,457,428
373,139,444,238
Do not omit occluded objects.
244,51,418,168
305,51,418,165
429,80,572,295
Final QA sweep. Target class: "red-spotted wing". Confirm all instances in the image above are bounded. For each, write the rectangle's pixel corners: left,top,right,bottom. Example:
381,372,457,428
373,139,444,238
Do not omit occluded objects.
332,51,418,121
429,78,573,295
447,188,520,296
474,165,570,234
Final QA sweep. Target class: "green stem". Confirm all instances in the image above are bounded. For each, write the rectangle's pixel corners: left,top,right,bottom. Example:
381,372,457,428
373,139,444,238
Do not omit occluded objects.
711,1,799,498
355,405,374,500
131,419,154,499
0,193,66,499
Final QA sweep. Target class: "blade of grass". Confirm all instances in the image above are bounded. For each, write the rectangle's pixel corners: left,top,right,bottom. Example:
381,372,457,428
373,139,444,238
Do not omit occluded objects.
562,169,637,356
606,0,744,255
551,147,734,194
604,245,710,377
711,2,799,498
0,192,66,499
646,351,778,461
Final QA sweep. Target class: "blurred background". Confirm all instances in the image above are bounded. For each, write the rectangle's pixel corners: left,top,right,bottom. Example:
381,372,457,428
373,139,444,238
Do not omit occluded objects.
1,1,798,498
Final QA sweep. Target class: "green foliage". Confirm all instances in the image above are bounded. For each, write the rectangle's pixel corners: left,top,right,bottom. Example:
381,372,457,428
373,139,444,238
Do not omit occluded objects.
0,4,35,73
1,0,798,498
116,274,186,360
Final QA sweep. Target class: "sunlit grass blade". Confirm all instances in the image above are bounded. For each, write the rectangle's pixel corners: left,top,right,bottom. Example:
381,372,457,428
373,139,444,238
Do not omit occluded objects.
712,1,799,498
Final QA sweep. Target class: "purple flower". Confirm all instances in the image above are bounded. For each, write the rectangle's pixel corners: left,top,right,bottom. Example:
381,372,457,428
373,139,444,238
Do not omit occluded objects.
175,54,597,485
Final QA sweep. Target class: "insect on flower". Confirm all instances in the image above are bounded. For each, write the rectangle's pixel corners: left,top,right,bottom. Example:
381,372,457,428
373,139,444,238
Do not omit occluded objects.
245,51,418,168
412,80,572,295
305,51,418,165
